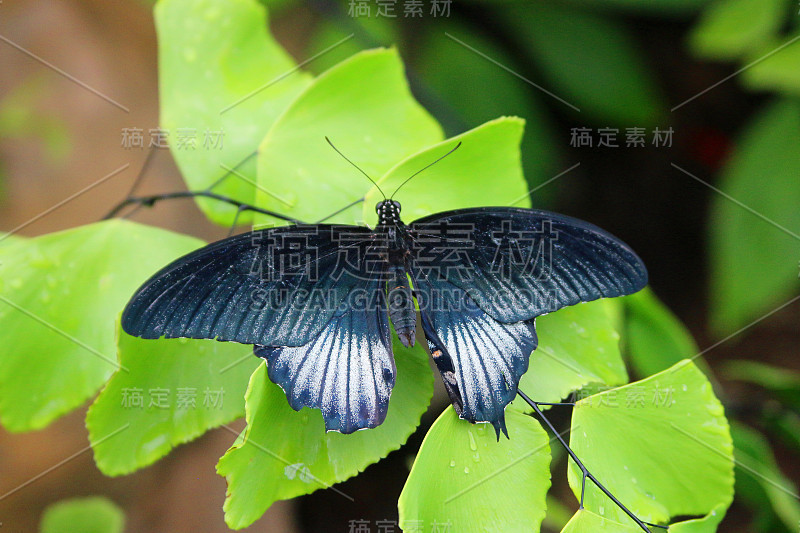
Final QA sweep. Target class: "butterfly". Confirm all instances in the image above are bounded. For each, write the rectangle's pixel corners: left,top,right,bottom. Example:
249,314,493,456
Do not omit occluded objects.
121,189,647,438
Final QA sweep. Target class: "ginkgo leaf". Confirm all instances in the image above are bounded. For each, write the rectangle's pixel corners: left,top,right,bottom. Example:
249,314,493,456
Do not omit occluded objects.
399,408,551,533
156,0,312,225
567,360,734,526
87,322,259,476
560,509,640,533
0,220,204,432
363,117,530,224
513,299,628,409
256,48,443,225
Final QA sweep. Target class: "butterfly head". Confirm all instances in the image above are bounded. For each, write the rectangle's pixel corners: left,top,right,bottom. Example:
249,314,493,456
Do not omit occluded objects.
376,200,402,225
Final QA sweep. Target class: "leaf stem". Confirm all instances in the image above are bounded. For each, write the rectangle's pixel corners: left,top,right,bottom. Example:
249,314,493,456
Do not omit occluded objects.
102,189,304,224
517,388,667,532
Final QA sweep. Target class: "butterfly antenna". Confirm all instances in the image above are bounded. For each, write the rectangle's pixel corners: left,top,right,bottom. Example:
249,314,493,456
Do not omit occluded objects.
517,388,665,533
390,141,461,200
325,136,386,200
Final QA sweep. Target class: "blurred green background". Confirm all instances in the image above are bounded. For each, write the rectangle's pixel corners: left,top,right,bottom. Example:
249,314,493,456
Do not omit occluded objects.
0,0,798,531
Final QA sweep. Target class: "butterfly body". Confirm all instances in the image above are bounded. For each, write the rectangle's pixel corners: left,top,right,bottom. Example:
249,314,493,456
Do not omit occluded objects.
375,200,417,349
122,200,647,437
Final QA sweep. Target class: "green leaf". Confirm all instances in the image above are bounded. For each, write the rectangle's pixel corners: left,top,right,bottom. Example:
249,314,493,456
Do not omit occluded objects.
418,23,560,206
568,360,734,525
623,288,699,378
562,0,713,14
741,37,800,96
399,408,550,533
709,98,800,335
363,117,529,225
560,509,640,533
730,421,800,531
40,497,124,533
724,359,800,396
216,337,433,529
305,15,399,76
256,48,443,225
512,299,628,409
86,323,259,476
689,0,789,61
501,3,665,125
668,504,728,533
561,504,728,533
156,0,312,225
0,232,24,246
0,220,204,432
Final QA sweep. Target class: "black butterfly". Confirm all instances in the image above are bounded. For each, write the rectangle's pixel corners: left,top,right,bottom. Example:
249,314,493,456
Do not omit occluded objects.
121,192,647,437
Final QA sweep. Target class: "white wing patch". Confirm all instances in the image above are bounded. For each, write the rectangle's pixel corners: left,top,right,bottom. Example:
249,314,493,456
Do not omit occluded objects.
416,277,537,438
254,284,395,434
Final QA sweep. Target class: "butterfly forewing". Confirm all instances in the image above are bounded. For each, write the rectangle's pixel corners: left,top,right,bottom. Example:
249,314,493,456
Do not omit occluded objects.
121,225,376,347
408,207,648,324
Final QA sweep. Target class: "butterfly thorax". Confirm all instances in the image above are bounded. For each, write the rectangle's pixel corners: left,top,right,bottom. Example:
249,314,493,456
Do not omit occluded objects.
375,200,411,263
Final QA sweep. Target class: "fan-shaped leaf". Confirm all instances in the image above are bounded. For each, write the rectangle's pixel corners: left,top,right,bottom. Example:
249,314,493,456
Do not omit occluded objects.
156,0,312,225
0,220,204,431
513,299,628,409
364,117,529,224
256,48,443,225
399,408,550,533
568,360,734,526
87,323,259,476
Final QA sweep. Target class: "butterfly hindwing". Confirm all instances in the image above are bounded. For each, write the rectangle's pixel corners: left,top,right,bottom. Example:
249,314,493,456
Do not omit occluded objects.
409,207,647,324
121,225,375,346
414,273,538,438
254,274,395,434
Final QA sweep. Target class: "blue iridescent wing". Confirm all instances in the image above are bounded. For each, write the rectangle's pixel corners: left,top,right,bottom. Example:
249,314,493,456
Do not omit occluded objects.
408,207,646,434
121,225,375,346
122,224,396,433
413,273,537,438
254,272,394,434
409,207,647,323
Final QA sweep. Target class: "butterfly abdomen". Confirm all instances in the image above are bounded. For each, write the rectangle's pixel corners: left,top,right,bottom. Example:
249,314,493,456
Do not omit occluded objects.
386,264,416,348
